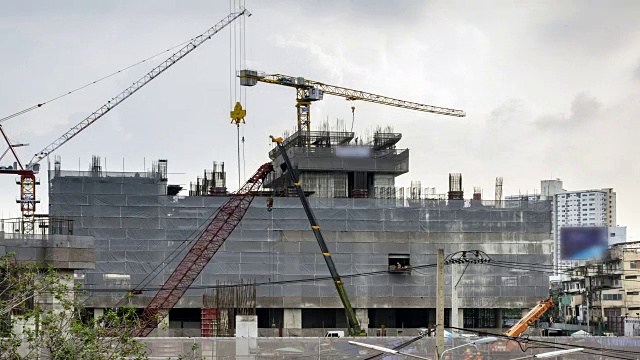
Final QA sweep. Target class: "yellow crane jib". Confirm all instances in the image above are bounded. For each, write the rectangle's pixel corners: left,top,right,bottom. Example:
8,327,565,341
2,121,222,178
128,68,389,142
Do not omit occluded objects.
239,69,466,144
230,101,246,126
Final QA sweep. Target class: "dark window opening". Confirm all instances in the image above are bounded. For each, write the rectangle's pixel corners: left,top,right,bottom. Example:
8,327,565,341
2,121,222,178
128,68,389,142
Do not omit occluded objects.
169,308,201,329
502,308,522,328
369,308,436,328
389,254,411,274
257,308,284,329
302,308,346,328
463,308,497,328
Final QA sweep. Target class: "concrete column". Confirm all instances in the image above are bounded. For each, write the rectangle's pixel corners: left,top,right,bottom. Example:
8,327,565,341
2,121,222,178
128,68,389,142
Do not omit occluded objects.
457,308,464,329
436,248,444,360
356,309,369,331
451,263,460,333
283,308,301,329
496,308,503,331
94,308,104,320
36,269,74,313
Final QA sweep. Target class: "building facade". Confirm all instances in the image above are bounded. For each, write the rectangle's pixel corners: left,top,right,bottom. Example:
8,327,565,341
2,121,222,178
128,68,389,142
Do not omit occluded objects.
48,131,553,337
559,243,640,335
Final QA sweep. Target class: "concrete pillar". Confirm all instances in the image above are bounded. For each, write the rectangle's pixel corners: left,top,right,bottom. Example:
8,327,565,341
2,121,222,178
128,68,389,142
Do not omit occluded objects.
451,263,460,333
356,309,369,332
36,269,74,313
283,308,301,329
94,308,104,320
496,308,503,331
457,308,464,329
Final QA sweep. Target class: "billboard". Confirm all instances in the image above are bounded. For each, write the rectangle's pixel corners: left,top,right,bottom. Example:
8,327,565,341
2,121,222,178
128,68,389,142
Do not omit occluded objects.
560,226,608,260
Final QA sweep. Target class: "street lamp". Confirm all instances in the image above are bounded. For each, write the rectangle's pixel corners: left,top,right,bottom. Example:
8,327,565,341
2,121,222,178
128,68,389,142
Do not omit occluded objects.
439,336,498,360
349,336,499,360
511,348,584,360
348,341,430,360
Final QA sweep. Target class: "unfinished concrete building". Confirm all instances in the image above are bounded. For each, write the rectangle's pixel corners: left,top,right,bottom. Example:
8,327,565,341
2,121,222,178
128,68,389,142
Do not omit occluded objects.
48,129,552,336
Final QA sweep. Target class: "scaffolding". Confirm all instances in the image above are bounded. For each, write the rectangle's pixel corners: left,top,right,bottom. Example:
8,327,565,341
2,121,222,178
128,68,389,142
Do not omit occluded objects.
201,281,256,337
189,162,227,196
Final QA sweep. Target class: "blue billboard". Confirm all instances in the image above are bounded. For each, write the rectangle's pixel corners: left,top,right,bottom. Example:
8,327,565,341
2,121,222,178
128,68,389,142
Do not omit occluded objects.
560,227,608,260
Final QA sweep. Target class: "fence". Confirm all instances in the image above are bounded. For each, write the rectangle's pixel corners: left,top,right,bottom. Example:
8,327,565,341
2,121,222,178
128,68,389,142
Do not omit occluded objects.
137,336,640,359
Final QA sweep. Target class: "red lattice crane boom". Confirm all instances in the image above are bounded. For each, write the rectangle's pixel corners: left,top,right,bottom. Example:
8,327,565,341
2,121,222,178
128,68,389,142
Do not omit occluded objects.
133,162,273,337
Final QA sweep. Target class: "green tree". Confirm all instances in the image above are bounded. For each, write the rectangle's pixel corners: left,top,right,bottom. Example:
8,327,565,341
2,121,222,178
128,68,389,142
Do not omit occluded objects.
0,253,148,360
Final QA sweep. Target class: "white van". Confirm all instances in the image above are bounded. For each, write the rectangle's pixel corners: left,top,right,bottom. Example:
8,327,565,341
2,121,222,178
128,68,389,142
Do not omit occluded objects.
324,331,345,338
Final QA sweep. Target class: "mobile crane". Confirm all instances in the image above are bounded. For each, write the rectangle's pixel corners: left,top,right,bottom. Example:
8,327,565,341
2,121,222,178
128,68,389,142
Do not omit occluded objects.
0,8,249,233
269,135,365,336
504,298,554,337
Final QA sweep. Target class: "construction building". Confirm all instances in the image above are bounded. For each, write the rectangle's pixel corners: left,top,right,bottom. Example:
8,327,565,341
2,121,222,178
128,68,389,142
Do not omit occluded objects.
48,129,552,336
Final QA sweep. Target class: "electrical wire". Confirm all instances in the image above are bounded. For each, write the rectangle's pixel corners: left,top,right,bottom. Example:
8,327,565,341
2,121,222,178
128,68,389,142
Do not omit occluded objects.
448,326,640,359
79,263,438,293
0,36,199,125
127,206,223,293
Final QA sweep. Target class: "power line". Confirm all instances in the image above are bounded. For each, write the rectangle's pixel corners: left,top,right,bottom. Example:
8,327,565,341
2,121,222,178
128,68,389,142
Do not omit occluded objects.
448,326,640,359
79,263,438,293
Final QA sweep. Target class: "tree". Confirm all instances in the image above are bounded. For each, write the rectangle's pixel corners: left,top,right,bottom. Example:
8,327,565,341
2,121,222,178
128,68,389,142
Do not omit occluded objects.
0,253,148,360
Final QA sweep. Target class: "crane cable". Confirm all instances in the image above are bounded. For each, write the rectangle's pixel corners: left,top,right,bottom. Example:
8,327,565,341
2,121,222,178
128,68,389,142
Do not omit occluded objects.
0,36,200,125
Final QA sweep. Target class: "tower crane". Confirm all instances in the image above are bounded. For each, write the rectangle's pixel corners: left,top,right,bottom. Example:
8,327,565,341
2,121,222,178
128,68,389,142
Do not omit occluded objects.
0,8,250,233
238,70,466,147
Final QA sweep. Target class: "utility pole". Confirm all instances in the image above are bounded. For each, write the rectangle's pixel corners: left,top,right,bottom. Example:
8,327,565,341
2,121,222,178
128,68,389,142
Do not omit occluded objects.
451,262,460,334
436,248,445,359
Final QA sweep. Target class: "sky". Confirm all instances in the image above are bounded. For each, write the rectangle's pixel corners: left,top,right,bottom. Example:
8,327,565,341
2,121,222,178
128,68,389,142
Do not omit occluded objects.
0,1,639,237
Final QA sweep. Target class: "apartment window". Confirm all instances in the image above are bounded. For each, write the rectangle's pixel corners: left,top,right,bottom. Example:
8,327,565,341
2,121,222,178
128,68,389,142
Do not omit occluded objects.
627,292,640,296
627,276,638,280
603,294,622,301
630,261,640,269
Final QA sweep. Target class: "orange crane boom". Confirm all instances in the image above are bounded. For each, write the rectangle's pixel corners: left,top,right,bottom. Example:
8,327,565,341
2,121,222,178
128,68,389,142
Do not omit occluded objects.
503,298,554,337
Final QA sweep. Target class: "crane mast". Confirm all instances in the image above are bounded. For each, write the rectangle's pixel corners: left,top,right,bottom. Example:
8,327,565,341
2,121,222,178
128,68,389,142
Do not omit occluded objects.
133,162,273,337
26,8,250,170
270,135,365,336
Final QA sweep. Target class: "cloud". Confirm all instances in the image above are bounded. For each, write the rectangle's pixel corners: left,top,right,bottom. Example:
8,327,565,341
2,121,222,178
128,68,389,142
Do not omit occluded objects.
487,98,528,127
535,93,602,130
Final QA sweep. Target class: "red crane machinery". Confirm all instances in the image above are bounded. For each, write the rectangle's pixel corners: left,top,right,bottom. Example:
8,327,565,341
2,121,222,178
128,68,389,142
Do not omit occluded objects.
0,8,249,233
132,162,273,337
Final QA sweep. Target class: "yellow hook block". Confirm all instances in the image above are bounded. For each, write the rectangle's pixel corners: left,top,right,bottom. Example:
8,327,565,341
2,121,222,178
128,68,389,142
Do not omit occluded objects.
230,102,246,126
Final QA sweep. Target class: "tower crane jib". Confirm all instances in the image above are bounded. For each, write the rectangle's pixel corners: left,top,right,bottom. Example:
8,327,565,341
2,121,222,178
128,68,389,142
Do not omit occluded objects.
26,8,250,170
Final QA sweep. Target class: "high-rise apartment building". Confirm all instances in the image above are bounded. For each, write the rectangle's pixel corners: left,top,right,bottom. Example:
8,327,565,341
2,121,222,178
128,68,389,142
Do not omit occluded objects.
506,179,618,273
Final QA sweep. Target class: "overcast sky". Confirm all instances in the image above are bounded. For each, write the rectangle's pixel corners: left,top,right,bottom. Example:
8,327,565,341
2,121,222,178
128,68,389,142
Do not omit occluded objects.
0,1,638,237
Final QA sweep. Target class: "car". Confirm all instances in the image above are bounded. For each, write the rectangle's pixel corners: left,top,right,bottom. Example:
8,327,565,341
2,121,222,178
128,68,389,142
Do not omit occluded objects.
324,331,345,338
